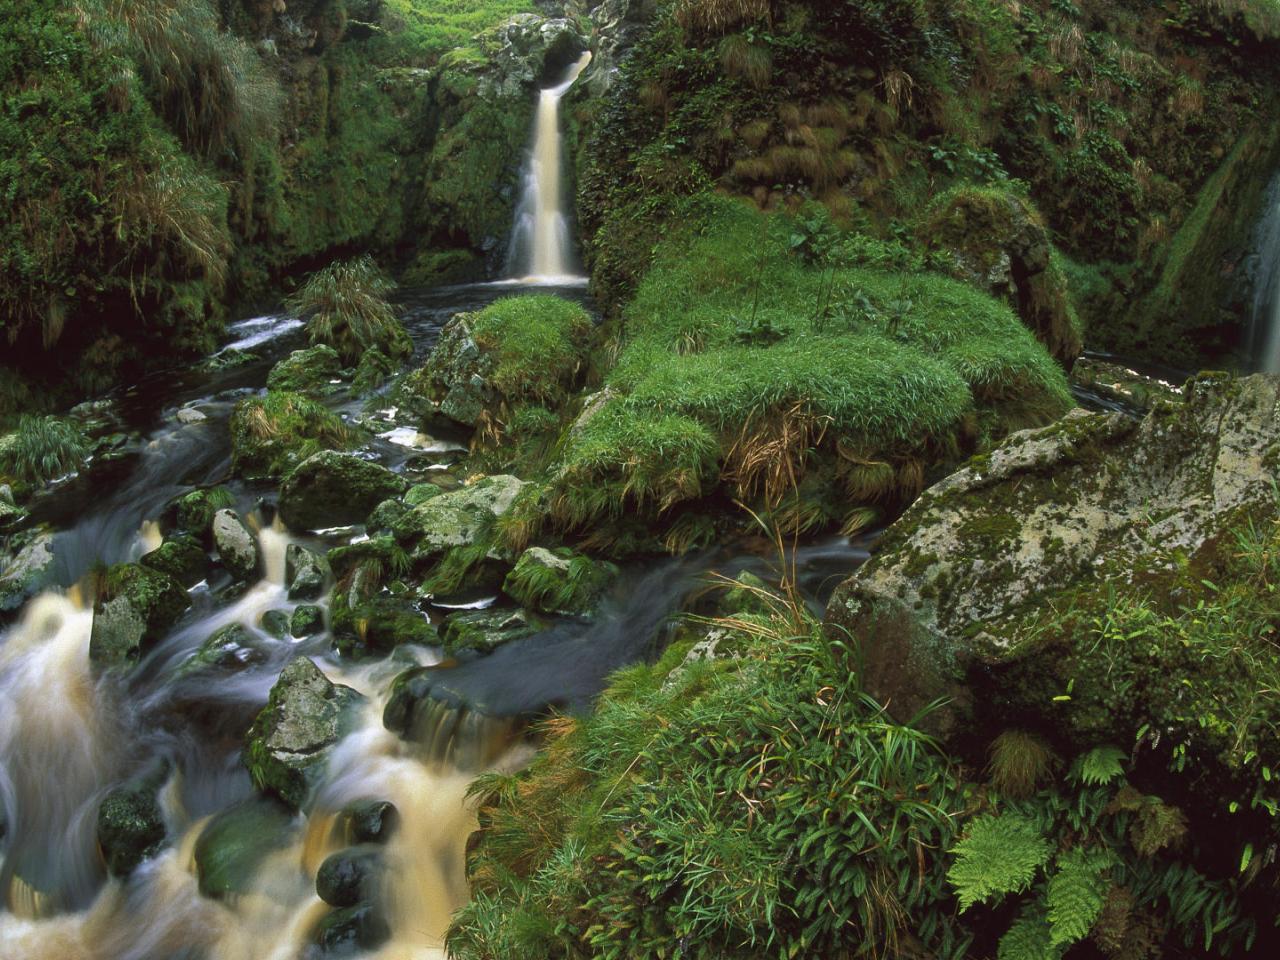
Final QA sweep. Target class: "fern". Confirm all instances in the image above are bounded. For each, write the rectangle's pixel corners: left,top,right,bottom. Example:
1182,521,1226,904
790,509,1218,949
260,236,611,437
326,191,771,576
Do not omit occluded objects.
1073,745,1127,785
1046,847,1117,947
998,905,1062,960
948,813,1052,911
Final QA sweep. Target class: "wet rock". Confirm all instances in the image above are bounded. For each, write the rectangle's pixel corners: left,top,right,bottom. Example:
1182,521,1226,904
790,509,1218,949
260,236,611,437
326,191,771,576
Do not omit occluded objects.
178,623,265,679
212,509,260,582
260,608,292,639
90,563,191,670
391,475,526,563
0,529,57,615
342,800,399,845
365,499,408,534
176,406,208,425
502,546,617,617
166,486,235,543
267,345,343,396
404,482,442,507
140,535,209,588
1071,357,1184,414
826,373,1280,737
291,604,325,638
310,901,390,956
480,14,586,99
244,657,365,810
0,487,29,533
286,544,330,601
279,452,407,532
331,594,436,659
326,537,404,582
441,607,548,655
316,845,384,908
96,759,171,877
352,348,396,396
194,796,297,900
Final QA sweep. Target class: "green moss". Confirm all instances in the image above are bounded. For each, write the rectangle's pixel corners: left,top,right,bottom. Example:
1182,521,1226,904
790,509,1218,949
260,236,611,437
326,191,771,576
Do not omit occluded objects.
229,391,358,480
469,295,594,404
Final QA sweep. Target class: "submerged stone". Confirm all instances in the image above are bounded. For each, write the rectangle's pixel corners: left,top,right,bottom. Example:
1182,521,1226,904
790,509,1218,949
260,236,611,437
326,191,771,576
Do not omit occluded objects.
194,796,297,900
310,901,390,956
178,623,265,679
260,608,292,639
279,452,407,532
341,800,399,845
316,845,384,908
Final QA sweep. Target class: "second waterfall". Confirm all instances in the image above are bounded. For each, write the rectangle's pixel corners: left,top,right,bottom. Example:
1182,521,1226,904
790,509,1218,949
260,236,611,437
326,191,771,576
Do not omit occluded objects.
506,52,593,283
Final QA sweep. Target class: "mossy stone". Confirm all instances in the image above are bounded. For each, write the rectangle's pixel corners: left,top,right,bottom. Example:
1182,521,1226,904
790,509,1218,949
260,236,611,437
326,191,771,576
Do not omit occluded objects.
140,535,209,588
194,797,297,900
89,563,191,670
279,451,407,532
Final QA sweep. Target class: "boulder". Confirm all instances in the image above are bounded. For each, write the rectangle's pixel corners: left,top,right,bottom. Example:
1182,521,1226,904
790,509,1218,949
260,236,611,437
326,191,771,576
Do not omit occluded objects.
194,797,297,900
341,799,399,845
260,608,292,639
0,529,57,615
243,657,365,810
212,509,260,582
96,759,171,877
310,902,390,956
176,406,208,425
178,623,266,679
316,844,384,908
266,345,343,396
89,563,191,670
166,486,234,543
140,535,209,587
440,607,548,655
502,546,617,616
331,594,437,659
365,498,408,534
291,603,326,638
826,373,1280,740
391,475,526,562
286,543,330,600
279,452,407,532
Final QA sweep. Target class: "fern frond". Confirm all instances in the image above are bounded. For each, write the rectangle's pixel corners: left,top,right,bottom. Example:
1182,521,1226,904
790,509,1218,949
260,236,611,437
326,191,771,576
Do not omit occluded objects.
998,905,1062,960
1046,846,1117,947
948,813,1052,911
1072,745,1127,786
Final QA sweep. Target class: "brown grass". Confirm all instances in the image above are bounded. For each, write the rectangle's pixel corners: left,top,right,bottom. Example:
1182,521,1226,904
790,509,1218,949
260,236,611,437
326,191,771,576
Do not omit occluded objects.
675,0,772,34
722,403,830,506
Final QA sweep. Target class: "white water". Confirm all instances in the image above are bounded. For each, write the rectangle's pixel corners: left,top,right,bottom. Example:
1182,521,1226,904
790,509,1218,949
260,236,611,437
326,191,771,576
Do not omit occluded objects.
218,315,305,354
506,52,593,284
1249,173,1280,373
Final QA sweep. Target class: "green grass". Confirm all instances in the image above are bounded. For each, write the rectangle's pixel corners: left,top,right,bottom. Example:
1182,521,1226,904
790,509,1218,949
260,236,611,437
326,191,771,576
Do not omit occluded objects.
285,256,411,365
228,390,357,479
0,415,89,486
470,295,594,404
377,0,541,62
551,196,1071,527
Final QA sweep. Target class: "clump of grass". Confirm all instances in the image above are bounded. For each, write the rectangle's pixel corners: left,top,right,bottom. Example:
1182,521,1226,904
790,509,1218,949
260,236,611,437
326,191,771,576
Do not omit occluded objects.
469,295,594,405
502,547,618,616
988,729,1056,798
674,0,772,34
286,257,411,366
0,415,89,486
228,391,356,479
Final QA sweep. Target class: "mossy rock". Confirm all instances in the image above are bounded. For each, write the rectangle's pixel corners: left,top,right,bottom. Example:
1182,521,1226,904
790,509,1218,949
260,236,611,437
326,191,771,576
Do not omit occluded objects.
0,529,57,615
194,797,298,900
229,392,357,481
352,348,397,396
326,536,407,581
96,759,171,878
279,451,407,531
212,509,260,582
331,592,437,659
140,535,209,588
286,543,331,600
391,475,526,563
440,606,549,655
502,546,618,617
341,799,399,845
266,345,344,396
291,604,326,638
243,657,365,811
166,486,235,543
89,563,191,670
177,623,266,680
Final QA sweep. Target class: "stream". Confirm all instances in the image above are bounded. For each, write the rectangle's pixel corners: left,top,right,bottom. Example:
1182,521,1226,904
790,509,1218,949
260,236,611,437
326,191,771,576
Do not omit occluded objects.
0,277,873,960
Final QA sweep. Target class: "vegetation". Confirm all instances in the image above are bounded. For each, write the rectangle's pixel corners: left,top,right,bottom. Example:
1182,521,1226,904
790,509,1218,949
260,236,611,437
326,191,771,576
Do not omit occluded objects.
0,415,89,486
229,391,357,479
285,257,411,365
470,296,594,405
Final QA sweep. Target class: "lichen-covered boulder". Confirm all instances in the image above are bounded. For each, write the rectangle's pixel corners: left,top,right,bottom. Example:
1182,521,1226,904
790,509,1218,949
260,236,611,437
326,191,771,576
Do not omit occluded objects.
826,373,1280,739
391,475,526,562
266,345,343,396
243,657,365,810
96,760,171,877
502,547,618,617
918,186,1081,366
140,535,209,587
286,543,330,600
279,451,407,532
291,604,325,638
212,509,260,582
165,486,234,543
440,607,548,655
0,529,57,615
89,563,191,670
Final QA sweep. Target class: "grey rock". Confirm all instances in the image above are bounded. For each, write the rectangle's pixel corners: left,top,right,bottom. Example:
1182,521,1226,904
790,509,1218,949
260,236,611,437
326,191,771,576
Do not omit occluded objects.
212,509,260,582
286,543,330,600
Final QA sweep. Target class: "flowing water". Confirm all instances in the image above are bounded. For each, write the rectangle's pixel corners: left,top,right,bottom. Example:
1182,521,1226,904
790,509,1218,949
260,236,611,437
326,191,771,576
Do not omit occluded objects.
1247,171,1280,373
504,53,593,284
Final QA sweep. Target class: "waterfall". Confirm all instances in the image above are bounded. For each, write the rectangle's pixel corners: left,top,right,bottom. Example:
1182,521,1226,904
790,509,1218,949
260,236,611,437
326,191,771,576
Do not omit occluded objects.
506,52,593,283
1249,172,1280,373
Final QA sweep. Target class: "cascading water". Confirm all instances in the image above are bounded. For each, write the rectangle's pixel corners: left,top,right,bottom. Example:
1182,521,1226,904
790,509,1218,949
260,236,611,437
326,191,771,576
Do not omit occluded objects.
1248,171,1280,373
505,52,593,283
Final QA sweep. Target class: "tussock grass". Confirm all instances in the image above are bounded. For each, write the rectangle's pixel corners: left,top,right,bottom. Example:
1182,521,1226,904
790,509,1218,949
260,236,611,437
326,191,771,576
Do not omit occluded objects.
286,257,411,365
675,0,772,34
0,415,89,486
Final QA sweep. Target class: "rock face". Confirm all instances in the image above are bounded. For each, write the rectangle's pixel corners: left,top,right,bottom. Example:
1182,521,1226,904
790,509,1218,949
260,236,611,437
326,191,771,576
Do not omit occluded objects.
479,14,586,99
391,475,525,562
89,563,191,670
212,509,260,582
279,452,407,531
244,657,364,810
919,187,1081,366
826,373,1280,733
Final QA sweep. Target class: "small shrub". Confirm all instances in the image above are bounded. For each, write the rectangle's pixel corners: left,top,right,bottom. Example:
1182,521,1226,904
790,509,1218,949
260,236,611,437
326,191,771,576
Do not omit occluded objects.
0,415,89,485
286,257,411,365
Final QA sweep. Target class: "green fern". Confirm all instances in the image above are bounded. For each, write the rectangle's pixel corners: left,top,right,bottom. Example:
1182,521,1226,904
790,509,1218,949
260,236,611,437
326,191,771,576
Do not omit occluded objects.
997,905,1062,960
1046,847,1117,947
1073,745,1127,785
948,813,1052,911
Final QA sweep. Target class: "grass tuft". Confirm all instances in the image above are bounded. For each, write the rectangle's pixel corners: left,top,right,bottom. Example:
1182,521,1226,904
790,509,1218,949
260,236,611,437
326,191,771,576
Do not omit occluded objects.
286,257,411,366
